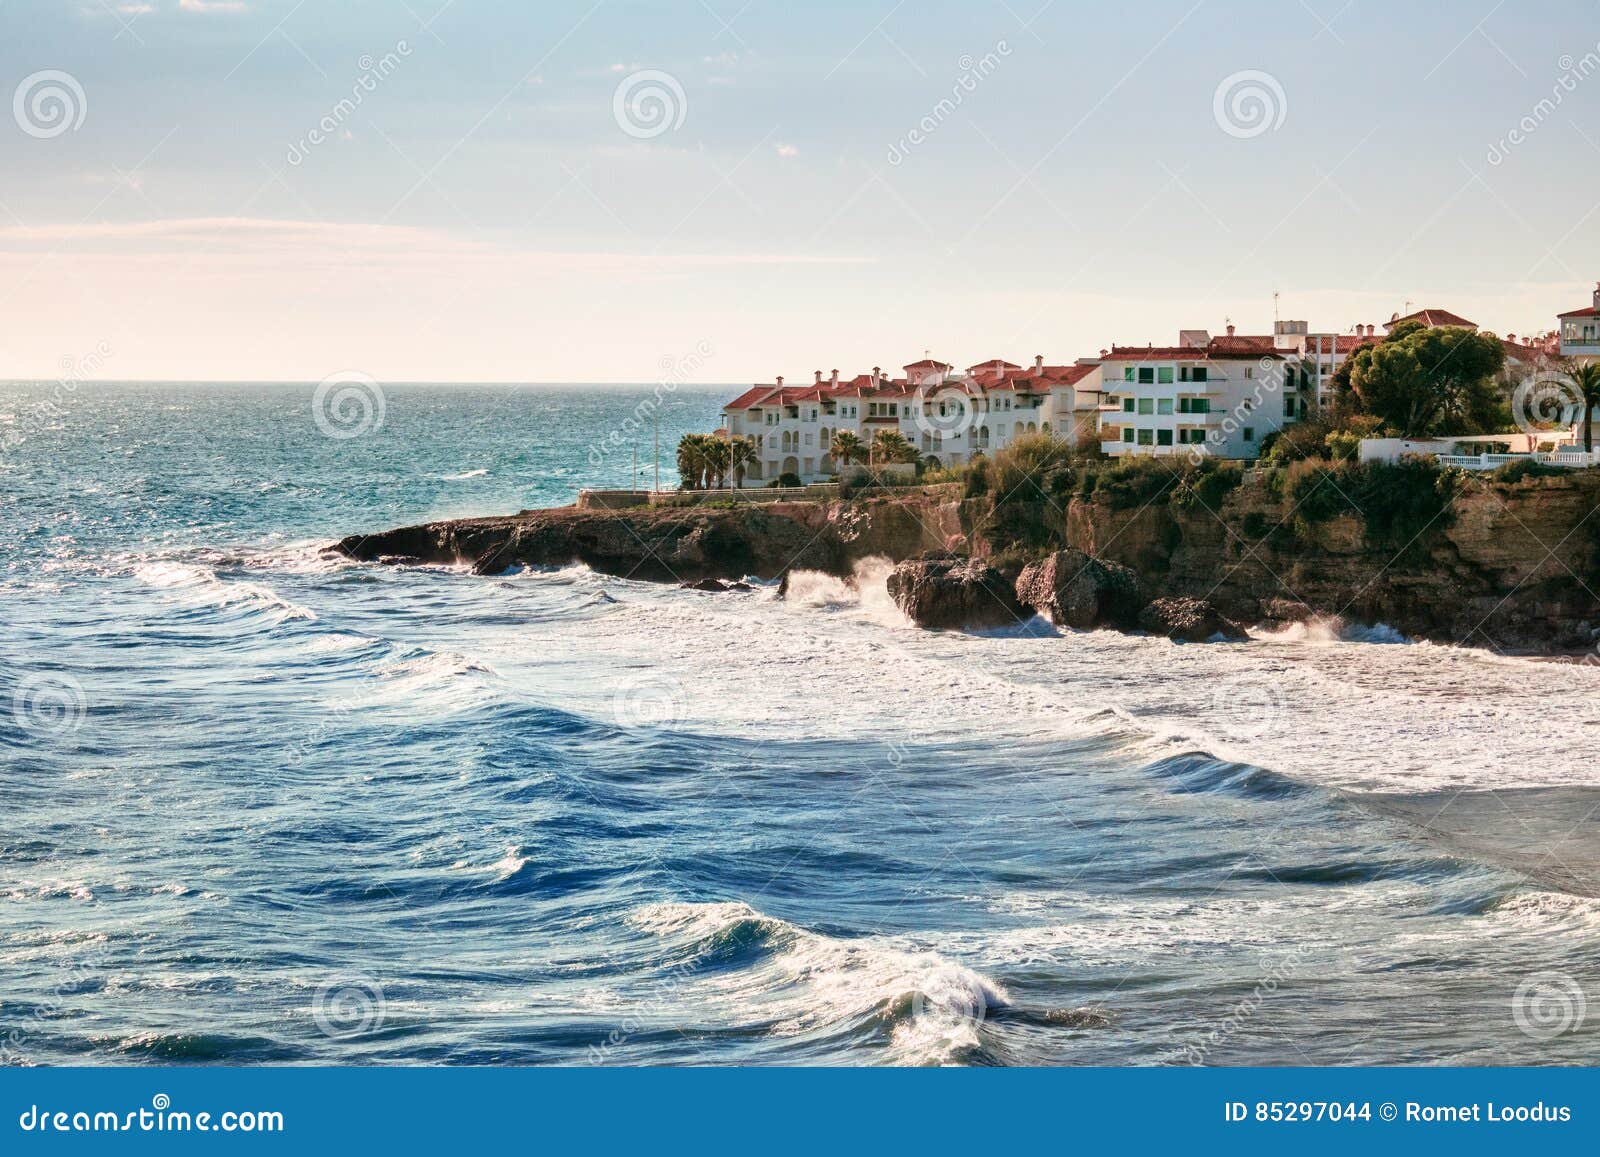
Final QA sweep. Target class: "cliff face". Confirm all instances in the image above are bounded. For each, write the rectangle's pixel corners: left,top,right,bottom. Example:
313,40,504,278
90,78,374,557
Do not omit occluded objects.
1052,473,1600,652
337,474,1600,652
335,494,964,583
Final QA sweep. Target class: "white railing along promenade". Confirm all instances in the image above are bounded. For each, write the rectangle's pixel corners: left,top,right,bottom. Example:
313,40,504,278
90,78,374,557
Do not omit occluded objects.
1435,450,1600,471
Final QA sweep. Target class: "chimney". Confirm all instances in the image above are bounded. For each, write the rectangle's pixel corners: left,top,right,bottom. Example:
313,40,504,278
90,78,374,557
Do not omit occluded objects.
814,370,823,384
830,369,839,386
871,365,881,385
1367,324,1375,337
1508,334,1516,344
1592,281,1600,310
775,375,784,388
1226,323,1236,337
1034,354,1044,373
1099,348,1109,358
993,360,1004,374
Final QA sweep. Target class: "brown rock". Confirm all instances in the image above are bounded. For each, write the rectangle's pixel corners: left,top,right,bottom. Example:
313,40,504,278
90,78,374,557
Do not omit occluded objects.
1015,548,1143,629
886,554,1026,629
1138,596,1248,642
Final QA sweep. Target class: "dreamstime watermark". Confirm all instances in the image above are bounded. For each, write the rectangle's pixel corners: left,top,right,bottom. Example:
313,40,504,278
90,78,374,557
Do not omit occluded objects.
13,69,86,138
1512,971,1587,1041
11,673,88,741
311,974,387,1038
286,42,412,165
1208,672,1287,740
312,371,386,440
588,955,699,1063
1170,942,1320,1064
1,340,111,462
908,964,991,1040
586,340,714,475
886,42,1011,165
1179,356,1287,465
1487,48,1600,166
611,673,687,729
1212,70,1286,139
612,69,686,139
912,380,983,443
0,949,108,1065
1511,369,1581,436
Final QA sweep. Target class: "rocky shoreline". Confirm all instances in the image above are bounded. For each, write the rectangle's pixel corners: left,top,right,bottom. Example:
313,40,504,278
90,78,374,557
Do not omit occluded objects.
335,472,1600,654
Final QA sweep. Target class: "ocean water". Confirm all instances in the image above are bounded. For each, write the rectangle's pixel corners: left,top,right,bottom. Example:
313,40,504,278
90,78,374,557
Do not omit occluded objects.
4,381,1600,1067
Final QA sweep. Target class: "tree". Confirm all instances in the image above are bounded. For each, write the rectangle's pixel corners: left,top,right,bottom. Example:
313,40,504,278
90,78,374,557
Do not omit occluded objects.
1569,362,1600,452
1346,325,1506,437
870,429,918,464
675,433,709,490
829,430,866,470
702,436,732,488
727,435,759,488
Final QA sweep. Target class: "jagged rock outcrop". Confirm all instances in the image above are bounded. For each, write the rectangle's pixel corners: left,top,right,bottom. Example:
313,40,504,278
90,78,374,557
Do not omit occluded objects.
1137,597,1249,642
885,553,1027,629
1014,548,1143,629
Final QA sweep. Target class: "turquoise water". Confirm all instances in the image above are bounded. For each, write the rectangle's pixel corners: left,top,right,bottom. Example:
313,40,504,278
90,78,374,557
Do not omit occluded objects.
4,381,1599,1066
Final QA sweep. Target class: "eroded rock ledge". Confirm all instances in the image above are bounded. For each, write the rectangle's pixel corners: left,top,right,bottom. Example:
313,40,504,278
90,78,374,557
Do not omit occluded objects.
335,473,1600,654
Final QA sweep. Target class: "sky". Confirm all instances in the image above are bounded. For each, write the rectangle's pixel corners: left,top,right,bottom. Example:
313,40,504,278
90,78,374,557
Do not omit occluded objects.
3,0,1599,383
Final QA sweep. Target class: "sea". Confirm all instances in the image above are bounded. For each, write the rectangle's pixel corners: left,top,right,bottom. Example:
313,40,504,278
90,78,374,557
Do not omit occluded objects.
3,380,1600,1067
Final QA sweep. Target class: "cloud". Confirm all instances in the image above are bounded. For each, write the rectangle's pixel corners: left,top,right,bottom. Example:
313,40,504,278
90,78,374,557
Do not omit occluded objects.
776,144,798,158
178,0,248,12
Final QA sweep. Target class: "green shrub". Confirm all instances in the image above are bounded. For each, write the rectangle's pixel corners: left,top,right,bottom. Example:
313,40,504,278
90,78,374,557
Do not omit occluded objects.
1491,457,1563,484
1241,510,1269,538
1172,459,1243,511
1280,456,1459,550
990,433,1077,498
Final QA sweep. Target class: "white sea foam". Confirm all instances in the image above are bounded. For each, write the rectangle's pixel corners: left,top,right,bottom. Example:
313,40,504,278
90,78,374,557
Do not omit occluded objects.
627,901,1010,1065
441,468,490,480
132,561,318,623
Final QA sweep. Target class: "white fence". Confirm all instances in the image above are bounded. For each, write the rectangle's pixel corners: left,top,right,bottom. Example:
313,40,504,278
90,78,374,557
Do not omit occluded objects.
1435,450,1600,471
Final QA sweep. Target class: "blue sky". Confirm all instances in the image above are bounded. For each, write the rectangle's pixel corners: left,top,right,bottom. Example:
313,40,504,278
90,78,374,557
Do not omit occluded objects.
2,0,1598,381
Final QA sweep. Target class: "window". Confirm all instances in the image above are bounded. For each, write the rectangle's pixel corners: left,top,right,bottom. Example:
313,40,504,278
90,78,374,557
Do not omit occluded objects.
1243,427,1255,442
1137,368,1155,384
1157,398,1173,415
1157,367,1174,384
1123,427,1135,443
1283,397,1296,417
1245,366,1254,379
889,404,899,417
1137,428,1154,446
1137,397,1154,415
1193,367,1207,382
1124,367,1135,381
1157,429,1173,446
1122,397,1135,413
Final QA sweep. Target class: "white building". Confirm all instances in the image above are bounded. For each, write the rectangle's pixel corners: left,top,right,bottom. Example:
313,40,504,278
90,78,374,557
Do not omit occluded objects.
717,356,1105,485
1090,328,1304,460
1558,283,1600,363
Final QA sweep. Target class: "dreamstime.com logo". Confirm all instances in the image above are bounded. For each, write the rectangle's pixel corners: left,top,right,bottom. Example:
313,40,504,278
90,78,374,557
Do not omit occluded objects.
1512,971,1587,1041
312,371,386,440
312,974,387,1038
611,673,687,729
11,673,87,740
13,70,86,138
612,69,686,139
1511,370,1581,435
909,965,990,1039
1212,70,1286,139
913,381,983,443
1208,672,1285,741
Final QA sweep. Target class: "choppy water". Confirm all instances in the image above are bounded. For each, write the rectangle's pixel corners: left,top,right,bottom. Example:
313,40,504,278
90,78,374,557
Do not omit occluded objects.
4,382,1600,1067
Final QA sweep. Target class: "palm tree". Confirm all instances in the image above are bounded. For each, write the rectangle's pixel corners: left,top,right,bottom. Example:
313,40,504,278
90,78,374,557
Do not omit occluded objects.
829,430,866,470
1571,362,1600,452
727,435,759,488
675,433,709,490
871,429,918,465
702,436,732,489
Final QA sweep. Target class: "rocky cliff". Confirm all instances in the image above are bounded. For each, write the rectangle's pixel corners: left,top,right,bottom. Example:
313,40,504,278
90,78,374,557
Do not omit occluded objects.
337,472,1600,653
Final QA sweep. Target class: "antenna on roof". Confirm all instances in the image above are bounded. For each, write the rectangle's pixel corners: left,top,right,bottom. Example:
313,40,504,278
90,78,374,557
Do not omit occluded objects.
1273,291,1280,325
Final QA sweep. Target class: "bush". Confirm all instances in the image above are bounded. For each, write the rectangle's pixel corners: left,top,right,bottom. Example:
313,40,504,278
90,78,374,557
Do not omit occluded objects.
1171,458,1243,512
989,433,1077,498
1492,457,1564,484
962,455,990,498
768,472,803,489
1241,510,1269,539
1280,456,1459,550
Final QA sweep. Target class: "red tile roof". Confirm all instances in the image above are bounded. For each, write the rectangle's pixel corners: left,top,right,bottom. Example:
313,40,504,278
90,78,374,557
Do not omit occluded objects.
1558,305,1600,318
1384,308,1476,330
1303,334,1377,355
902,358,952,370
1099,342,1285,361
966,359,1022,373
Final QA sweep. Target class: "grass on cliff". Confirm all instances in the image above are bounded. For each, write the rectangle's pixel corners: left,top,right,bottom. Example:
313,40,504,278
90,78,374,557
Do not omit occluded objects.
1270,456,1460,550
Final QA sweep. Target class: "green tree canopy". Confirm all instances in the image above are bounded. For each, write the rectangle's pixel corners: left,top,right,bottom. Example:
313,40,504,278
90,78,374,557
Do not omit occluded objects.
1342,325,1506,437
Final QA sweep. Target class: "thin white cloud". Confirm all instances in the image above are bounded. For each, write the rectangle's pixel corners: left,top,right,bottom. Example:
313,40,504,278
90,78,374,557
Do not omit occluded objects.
178,0,248,12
